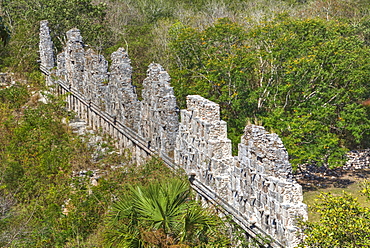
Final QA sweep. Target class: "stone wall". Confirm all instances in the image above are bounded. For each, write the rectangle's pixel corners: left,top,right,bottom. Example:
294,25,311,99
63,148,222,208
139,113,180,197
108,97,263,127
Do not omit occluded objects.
344,149,370,170
48,23,177,160
39,20,55,70
140,64,178,155
175,96,306,246
232,125,306,245
39,20,307,247
175,95,233,200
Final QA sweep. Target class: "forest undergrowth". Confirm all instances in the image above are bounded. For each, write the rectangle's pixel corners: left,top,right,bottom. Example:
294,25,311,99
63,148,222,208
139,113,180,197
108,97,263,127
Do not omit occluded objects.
0,81,242,247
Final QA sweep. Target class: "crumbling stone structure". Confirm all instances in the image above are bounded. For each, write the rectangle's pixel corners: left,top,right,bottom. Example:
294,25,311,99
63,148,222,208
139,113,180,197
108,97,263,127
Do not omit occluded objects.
39,20,307,247
175,96,306,246
140,64,178,155
109,48,139,130
175,95,233,199
344,149,370,170
232,125,306,244
39,20,55,70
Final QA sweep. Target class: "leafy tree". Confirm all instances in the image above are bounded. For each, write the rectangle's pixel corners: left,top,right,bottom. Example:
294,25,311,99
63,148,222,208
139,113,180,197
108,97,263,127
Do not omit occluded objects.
169,18,258,151
169,17,370,168
299,191,370,247
251,17,370,168
0,0,109,72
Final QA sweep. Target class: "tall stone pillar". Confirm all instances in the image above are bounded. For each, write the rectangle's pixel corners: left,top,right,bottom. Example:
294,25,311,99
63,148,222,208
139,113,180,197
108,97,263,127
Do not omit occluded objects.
65,28,85,93
84,49,108,109
109,48,139,130
39,20,55,70
140,63,179,155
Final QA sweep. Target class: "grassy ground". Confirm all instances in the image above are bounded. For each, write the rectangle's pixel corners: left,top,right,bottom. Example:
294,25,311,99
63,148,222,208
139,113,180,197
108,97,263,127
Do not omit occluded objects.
298,169,370,222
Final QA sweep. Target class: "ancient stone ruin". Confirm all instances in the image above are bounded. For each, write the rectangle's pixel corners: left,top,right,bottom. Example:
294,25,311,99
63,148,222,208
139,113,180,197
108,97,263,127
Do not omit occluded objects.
39,20,55,70
39,20,307,247
344,149,370,170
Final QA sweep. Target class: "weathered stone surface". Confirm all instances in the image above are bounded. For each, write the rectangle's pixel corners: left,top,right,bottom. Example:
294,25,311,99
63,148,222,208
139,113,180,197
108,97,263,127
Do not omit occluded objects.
83,48,108,109
65,28,85,92
39,20,55,70
240,125,293,179
56,52,66,80
345,149,370,169
175,97,307,247
139,63,179,155
175,95,233,201
109,48,140,130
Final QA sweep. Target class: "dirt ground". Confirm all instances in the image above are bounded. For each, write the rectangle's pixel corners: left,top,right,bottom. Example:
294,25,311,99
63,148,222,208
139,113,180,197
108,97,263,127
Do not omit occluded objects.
295,167,370,220
294,166,370,192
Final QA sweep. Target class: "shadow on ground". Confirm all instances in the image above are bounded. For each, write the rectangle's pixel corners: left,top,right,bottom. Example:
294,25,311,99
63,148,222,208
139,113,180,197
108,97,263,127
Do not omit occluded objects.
294,167,370,192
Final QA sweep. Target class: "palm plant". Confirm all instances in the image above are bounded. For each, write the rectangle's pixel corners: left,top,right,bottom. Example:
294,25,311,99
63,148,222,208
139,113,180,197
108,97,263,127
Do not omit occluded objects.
105,179,228,247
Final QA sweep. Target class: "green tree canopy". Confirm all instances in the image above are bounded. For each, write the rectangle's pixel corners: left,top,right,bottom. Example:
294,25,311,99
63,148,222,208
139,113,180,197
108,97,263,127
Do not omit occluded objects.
0,0,109,72
169,18,257,148
169,16,370,169
299,190,370,247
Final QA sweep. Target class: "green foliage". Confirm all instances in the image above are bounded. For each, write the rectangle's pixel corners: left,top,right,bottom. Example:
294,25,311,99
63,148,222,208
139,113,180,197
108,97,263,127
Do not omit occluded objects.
0,16,10,46
170,16,370,168
299,191,370,247
0,0,109,72
133,0,174,23
169,18,257,153
0,86,73,246
1,93,72,197
0,83,29,108
125,24,156,93
252,17,370,168
105,179,229,247
360,180,370,199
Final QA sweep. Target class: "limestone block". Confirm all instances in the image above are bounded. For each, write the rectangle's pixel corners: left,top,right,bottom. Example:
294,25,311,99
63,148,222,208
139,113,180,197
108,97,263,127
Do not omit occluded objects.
56,53,66,79
208,139,232,159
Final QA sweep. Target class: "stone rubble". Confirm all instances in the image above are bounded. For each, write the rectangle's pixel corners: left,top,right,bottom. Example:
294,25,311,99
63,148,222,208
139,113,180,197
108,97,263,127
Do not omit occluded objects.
344,149,370,169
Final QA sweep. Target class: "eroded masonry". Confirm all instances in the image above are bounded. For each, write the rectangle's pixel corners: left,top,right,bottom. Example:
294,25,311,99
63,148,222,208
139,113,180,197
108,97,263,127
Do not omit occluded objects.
39,20,307,247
